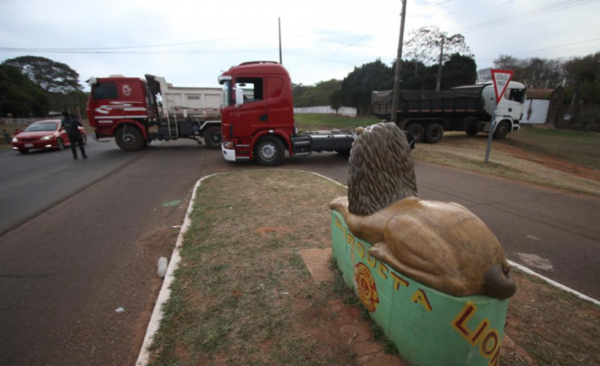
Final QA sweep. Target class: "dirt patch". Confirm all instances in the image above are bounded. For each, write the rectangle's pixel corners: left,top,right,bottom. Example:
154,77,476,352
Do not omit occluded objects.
504,269,600,366
411,132,600,197
496,144,600,183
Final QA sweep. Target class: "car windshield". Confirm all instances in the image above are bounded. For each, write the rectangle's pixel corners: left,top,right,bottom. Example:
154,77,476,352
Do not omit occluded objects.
25,122,58,132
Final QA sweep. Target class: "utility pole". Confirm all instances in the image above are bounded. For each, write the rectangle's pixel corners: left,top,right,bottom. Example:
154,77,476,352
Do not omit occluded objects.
278,17,283,65
436,37,445,91
390,0,408,123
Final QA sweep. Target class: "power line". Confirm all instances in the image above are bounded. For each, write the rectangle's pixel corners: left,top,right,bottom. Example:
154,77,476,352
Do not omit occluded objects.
283,49,358,65
293,35,370,78
0,48,277,54
477,37,600,62
0,35,254,52
295,34,373,48
457,0,599,34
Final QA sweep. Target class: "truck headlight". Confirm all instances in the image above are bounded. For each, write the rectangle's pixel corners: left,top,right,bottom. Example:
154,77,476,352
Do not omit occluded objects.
223,141,234,149
41,135,54,141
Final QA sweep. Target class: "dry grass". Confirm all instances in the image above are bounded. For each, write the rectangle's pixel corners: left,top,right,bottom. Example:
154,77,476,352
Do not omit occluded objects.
147,170,600,366
147,170,356,366
505,269,600,366
412,130,600,197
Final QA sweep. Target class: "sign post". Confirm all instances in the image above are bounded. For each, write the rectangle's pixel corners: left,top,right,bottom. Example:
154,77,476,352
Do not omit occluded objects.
484,69,514,163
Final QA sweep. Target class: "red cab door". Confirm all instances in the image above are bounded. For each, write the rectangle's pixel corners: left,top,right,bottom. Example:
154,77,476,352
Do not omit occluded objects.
231,77,268,143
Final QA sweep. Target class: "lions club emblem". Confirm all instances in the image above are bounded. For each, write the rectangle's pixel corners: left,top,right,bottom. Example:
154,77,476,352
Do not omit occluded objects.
122,84,132,97
354,263,379,312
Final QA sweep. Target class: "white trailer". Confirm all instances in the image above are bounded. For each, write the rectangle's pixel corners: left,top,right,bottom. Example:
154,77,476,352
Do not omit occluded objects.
147,75,222,121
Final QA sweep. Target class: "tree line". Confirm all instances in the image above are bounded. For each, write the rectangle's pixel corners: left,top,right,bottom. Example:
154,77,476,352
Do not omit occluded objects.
0,56,87,118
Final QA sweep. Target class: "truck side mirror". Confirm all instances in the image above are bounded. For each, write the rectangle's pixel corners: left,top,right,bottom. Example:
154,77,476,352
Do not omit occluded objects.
235,88,244,107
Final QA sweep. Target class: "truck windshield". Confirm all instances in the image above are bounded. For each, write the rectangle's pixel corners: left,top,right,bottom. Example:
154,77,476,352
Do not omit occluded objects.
221,81,231,108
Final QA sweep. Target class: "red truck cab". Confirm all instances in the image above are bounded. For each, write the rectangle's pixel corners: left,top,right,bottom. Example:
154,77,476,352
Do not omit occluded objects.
219,61,301,165
86,76,158,150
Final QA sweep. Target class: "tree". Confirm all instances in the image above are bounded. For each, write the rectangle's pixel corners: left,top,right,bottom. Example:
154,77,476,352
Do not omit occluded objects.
293,79,342,107
441,53,477,89
0,65,49,117
404,26,473,78
2,56,82,93
493,55,565,89
563,52,600,104
340,59,394,114
329,90,341,114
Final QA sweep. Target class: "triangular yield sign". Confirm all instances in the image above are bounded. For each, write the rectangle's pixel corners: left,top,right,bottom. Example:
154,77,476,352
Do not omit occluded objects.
491,69,514,103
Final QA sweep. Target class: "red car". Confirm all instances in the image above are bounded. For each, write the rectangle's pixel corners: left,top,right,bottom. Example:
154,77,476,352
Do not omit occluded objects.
11,119,87,154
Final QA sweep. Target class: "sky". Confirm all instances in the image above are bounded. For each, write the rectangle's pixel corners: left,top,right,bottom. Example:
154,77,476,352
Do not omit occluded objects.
0,0,599,90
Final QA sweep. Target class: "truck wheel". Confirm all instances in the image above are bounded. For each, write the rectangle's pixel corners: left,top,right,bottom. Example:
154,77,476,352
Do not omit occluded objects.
465,127,478,136
493,121,510,140
406,124,425,143
254,136,285,166
425,123,444,144
204,126,222,150
56,138,65,150
115,126,145,151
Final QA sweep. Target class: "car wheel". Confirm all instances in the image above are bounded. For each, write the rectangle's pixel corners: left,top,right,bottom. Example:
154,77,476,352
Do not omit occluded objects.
57,138,65,150
493,121,510,140
465,127,478,136
254,136,285,166
115,126,145,151
425,123,444,144
406,124,425,143
204,127,222,150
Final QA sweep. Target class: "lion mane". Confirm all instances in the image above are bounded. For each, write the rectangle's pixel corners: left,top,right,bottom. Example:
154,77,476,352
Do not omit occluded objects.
348,123,418,216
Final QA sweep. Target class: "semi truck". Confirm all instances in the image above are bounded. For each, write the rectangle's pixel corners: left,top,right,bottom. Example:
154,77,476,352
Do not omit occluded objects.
218,61,412,167
371,81,526,143
86,75,223,151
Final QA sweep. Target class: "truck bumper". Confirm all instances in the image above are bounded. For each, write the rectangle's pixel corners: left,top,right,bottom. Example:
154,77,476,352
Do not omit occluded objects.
512,124,520,132
222,144,236,162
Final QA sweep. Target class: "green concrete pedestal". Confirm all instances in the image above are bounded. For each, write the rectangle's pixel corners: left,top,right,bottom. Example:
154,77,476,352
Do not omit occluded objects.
331,210,508,366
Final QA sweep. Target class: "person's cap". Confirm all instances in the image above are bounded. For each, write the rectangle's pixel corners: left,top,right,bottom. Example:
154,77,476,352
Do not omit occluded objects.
62,111,69,117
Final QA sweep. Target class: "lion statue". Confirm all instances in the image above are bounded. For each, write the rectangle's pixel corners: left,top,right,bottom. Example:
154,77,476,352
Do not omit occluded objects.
330,122,516,300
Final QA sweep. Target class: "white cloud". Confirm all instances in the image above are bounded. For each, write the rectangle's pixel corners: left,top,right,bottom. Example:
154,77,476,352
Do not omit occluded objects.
1,0,599,89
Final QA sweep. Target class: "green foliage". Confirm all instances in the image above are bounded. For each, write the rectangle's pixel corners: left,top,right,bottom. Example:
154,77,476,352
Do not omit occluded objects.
0,65,49,117
494,55,564,89
2,55,82,93
563,52,600,104
293,79,341,107
340,59,393,114
404,26,473,73
441,53,477,89
329,90,341,113
48,90,89,115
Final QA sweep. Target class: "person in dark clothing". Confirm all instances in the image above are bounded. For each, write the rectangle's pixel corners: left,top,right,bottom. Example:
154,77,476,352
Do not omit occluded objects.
60,111,87,160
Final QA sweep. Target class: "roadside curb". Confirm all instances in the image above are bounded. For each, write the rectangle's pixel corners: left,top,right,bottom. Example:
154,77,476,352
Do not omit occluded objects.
135,173,219,366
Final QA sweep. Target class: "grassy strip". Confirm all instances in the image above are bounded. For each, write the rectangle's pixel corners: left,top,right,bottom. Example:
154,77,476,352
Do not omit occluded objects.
294,113,379,130
147,170,600,366
148,170,355,366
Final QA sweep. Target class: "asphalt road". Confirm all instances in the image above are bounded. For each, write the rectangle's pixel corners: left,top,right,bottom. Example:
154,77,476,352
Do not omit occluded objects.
0,143,598,366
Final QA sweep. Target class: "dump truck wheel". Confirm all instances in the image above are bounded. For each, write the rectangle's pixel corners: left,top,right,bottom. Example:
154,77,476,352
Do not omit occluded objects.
115,125,145,151
406,124,425,143
466,127,478,136
254,136,285,166
425,123,444,144
493,121,510,140
204,127,222,150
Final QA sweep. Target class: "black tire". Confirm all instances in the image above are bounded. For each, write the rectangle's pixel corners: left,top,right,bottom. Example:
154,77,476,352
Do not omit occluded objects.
465,127,478,136
56,138,65,150
493,121,510,140
425,123,444,144
336,149,351,157
204,126,222,150
254,136,285,166
406,124,425,143
115,125,145,151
